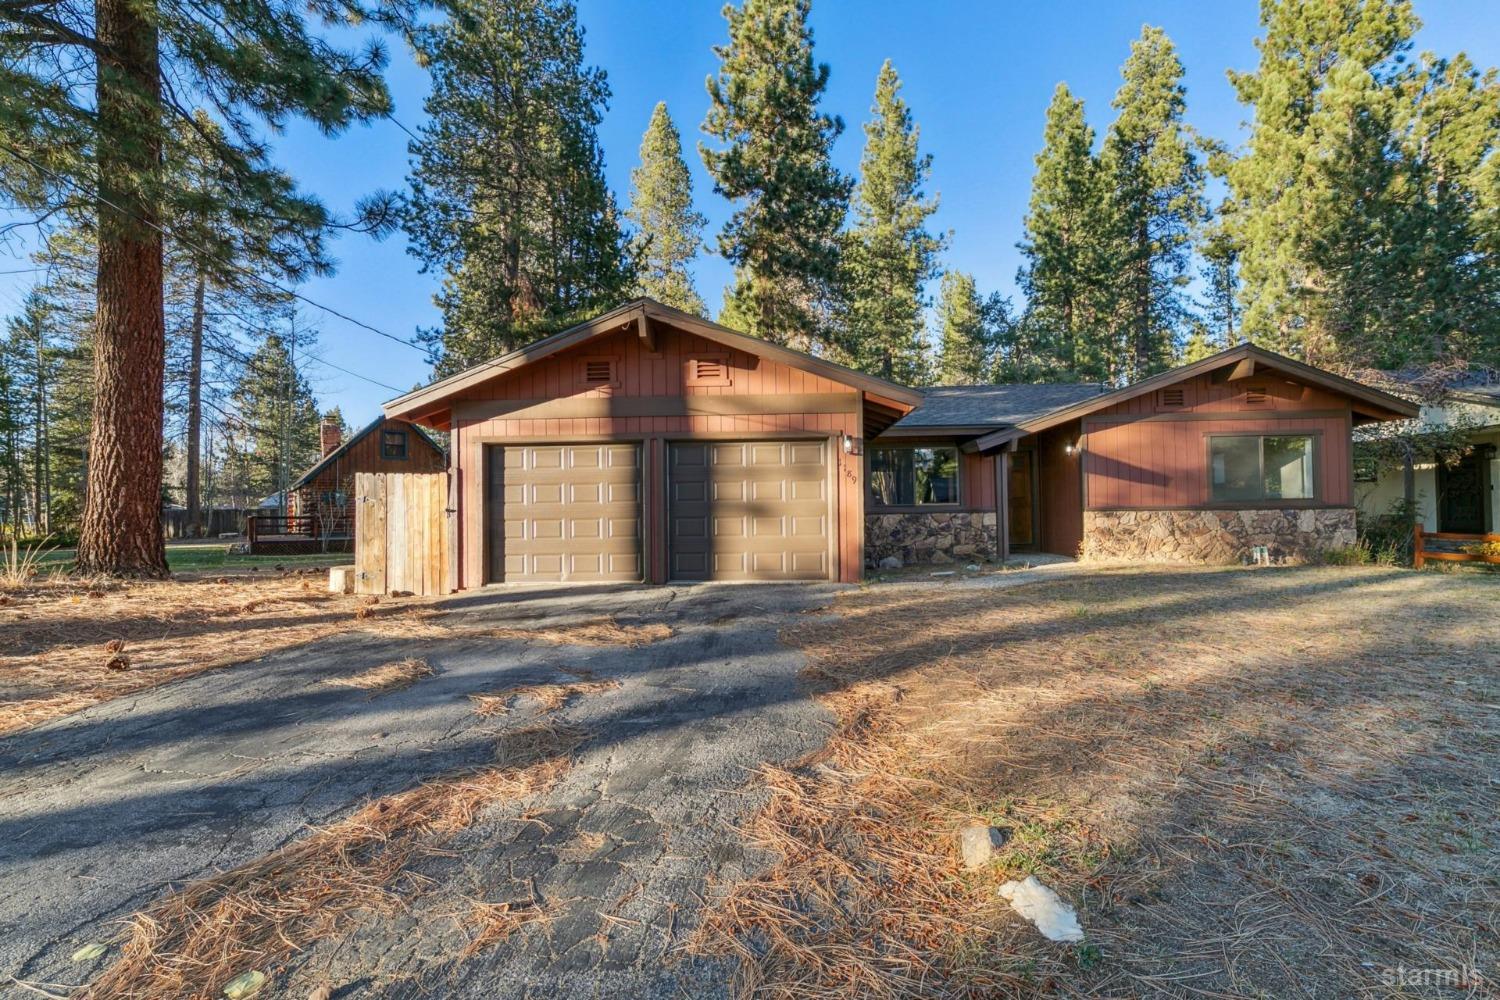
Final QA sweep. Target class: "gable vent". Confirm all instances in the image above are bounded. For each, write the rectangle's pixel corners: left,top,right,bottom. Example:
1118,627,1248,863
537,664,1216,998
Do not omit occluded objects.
1159,387,1185,408
694,358,725,382
583,359,614,384
1244,386,1268,406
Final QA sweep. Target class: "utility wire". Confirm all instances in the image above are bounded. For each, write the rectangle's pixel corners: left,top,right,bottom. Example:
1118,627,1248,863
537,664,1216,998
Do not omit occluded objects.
0,136,430,356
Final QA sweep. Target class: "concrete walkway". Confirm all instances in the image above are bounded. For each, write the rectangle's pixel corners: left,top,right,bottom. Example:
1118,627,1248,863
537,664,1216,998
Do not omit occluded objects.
0,583,840,998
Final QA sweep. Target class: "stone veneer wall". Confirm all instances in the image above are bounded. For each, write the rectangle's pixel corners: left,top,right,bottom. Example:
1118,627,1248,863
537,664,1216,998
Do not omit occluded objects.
865,512,998,570
1082,508,1357,564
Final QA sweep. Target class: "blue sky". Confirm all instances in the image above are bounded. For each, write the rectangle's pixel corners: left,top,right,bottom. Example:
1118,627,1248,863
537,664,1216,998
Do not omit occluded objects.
2,0,1498,425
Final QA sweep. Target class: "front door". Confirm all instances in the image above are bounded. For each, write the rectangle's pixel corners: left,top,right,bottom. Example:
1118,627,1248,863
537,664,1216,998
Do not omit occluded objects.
1437,447,1493,534
1009,450,1036,549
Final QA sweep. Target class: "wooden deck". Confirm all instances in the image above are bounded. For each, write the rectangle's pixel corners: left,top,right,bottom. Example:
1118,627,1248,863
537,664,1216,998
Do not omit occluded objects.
247,514,354,555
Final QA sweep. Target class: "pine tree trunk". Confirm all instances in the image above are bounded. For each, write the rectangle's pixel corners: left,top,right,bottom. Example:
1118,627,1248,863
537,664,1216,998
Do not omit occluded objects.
185,274,205,536
76,0,168,577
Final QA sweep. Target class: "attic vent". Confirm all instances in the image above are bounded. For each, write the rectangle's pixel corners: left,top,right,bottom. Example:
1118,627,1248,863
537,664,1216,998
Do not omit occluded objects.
582,358,615,384
686,354,732,386
1159,387,1185,408
1244,386,1268,406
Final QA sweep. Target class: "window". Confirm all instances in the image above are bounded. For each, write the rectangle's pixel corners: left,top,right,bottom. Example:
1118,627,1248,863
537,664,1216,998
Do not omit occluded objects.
1209,435,1314,502
381,430,408,460
869,446,959,506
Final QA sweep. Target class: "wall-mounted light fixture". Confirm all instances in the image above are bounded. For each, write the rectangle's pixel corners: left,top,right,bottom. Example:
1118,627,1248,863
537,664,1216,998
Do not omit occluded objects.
1064,439,1080,457
841,433,861,456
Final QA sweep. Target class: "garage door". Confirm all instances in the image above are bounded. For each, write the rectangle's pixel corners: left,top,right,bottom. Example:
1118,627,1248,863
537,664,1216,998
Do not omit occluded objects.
668,440,831,581
487,443,642,583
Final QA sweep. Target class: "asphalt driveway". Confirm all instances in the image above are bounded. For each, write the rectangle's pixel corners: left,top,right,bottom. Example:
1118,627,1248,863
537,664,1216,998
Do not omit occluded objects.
0,582,840,998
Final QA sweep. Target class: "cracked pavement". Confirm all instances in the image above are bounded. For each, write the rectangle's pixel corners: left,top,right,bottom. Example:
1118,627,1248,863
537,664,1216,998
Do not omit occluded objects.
0,582,839,998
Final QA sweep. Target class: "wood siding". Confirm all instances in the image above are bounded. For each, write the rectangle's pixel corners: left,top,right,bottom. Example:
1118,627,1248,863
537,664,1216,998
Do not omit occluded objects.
293,418,446,511
1081,372,1354,510
449,324,863,589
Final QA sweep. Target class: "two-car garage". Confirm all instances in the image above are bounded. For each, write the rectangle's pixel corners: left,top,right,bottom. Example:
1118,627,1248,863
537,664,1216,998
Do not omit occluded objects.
486,439,832,584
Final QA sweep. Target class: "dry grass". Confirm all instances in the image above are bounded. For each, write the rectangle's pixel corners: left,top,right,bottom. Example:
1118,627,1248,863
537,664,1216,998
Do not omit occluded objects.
693,566,1500,999
79,717,586,1000
457,896,554,958
0,572,442,737
477,617,674,647
324,658,434,695
470,671,621,717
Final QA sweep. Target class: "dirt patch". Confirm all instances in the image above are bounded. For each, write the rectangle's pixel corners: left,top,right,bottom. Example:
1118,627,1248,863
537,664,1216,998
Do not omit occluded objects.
694,567,1499,997
325,658,434,695
0,574,438,737
78,714,586,1000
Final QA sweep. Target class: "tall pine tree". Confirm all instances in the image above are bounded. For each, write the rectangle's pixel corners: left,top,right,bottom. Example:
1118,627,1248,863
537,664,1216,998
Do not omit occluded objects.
406,0,632,376
842,60,944,384
933,272,989,385
1101,25,1205,381
0,0,404,574
1224,0,1419,363
625,102,707,315
1017,83,1114,382
702,0,851,351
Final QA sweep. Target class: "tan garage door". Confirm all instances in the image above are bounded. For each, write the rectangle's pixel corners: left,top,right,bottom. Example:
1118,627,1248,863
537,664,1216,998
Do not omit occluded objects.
668,440,831,581
487,443,643,583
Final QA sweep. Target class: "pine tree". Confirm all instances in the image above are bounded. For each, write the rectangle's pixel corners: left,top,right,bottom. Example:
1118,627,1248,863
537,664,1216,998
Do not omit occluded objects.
626,102,707,315
1017,83,1114,382
1101,25,1205,382
1198,215,1240,351
406,0,632,376
842,60,944,384
1224,0,1419,362
933,272,989,385
0,0,403,575
232,328,323,502
702,0,851,350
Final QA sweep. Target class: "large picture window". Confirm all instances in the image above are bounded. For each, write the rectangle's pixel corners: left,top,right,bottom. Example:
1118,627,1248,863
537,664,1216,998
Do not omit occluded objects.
1209,435,1315,502
870,446,959,506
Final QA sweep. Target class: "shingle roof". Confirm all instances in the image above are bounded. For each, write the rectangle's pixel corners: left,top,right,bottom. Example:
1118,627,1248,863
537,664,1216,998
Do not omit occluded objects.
888,383,1109,431
290,417,445,491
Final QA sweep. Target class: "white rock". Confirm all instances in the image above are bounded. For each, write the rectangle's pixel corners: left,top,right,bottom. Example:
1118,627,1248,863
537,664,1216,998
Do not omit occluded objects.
877,555,903,570
959,824,1009,868
997,875,1084,942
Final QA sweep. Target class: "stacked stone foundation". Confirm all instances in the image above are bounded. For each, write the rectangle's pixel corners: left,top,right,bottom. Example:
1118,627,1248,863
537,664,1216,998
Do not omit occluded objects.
865,512,998,570
1082,508,1357,564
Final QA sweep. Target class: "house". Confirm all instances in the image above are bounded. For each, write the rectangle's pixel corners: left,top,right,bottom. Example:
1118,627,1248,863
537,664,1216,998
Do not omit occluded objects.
381,298,1417,589
1356,381,1500,535
286,416,447,540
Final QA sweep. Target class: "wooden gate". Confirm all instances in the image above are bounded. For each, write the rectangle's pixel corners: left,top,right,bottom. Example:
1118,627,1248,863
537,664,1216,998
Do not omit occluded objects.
355,472,452,596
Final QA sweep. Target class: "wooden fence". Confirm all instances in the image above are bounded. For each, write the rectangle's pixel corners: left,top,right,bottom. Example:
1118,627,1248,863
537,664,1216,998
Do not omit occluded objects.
1413,524,1500,569
354,472,452,596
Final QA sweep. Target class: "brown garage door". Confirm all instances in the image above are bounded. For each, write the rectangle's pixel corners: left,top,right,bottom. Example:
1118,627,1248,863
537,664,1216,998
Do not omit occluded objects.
668,440,831,581
487,443,642,583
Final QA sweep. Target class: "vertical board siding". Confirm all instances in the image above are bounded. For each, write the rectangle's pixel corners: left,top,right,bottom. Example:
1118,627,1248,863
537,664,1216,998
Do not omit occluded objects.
1081,372,1353,510
447,324,864,590
292,418,446,511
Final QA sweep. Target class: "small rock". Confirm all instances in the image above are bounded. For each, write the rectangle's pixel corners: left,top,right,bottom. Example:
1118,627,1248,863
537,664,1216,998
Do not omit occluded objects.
877,555,903,570
965,563,981,571
223,970,267,999
308,986,333,1000
959,823,1010,868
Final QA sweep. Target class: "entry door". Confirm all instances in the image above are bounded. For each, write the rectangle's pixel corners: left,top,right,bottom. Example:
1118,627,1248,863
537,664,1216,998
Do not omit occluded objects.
668,440,831,581
487,444,643,583
1009,450,1037,548
1438,447,1493,533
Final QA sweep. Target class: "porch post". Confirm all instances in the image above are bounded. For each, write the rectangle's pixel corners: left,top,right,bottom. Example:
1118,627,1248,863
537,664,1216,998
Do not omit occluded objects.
995,446,1011,564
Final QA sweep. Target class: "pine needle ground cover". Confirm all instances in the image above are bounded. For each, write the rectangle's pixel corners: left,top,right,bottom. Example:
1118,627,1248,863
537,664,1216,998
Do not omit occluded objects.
695,567,1498,998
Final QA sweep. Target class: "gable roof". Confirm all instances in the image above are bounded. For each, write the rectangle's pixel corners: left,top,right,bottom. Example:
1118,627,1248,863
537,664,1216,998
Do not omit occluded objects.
970,342,1420,453
290,417,445,491
383,298,924,426
882,383,1108,435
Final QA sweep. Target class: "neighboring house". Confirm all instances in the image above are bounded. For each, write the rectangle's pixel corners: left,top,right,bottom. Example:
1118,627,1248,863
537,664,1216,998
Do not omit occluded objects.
382,298,1416,589
1356,382,1500,535
285,416,447,542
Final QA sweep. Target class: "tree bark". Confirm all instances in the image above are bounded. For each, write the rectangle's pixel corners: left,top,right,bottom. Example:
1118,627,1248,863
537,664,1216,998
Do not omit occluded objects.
76,0,169,577
185,274,205,535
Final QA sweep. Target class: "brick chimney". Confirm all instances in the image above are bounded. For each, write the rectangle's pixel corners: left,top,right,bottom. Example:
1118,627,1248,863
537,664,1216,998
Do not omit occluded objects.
320,418,342,457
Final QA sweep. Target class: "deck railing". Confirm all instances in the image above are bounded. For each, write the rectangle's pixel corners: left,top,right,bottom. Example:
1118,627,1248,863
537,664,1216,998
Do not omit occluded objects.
1413,524,1500,569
